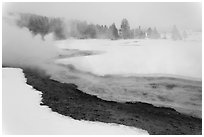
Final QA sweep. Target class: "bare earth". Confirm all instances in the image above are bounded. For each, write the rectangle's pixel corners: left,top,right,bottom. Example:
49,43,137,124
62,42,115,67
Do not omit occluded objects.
23,68,202,135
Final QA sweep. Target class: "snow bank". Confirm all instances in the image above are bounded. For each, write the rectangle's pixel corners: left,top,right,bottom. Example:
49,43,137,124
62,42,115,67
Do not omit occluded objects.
56,39,201,80
2,68,148,135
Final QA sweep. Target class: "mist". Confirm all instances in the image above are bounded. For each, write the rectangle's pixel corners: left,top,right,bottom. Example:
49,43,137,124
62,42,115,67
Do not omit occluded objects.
2,1,202,115
2,13,60,74
3,2,202,31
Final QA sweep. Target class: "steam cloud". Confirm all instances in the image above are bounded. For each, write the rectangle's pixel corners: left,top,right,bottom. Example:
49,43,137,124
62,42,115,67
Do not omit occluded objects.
2,13,59,73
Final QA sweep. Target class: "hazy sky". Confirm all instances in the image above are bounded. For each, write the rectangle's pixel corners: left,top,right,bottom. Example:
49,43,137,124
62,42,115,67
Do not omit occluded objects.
3,2,202,31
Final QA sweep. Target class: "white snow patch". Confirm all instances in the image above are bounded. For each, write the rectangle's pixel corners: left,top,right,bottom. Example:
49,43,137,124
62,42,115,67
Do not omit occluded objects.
2,68,149,135
56,39,201,80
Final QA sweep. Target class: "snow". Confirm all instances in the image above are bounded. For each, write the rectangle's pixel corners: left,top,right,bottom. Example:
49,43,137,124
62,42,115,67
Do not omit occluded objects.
56,38,202,80
53,38,202,118
2,68,149,135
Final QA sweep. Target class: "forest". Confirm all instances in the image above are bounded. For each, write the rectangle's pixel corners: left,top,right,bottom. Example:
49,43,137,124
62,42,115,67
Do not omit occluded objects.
16,13,183,40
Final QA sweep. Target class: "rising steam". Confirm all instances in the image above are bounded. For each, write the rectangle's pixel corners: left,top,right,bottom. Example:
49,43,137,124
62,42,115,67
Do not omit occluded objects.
2,13,59,72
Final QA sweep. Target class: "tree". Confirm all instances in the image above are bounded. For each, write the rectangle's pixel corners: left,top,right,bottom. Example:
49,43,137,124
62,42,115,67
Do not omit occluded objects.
134,26,146,39
146,27,152,38
17,13,66,40
120,18,131,39
108,23,119,40
49,18,66,40
84,24,97,38
19,14,50,39
129,29,134,39
171,25,182,40
77,21,88,39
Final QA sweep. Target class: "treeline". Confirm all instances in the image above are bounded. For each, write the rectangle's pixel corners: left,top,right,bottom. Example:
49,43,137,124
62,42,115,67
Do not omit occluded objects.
17,13,121,40
17,13,66,40
16,13,186,40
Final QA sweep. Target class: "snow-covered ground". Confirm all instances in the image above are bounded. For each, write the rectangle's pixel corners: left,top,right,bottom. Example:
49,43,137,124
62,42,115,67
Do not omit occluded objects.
2,68,149,135
56,38,202,80
2,36,201,134
54,38,202,118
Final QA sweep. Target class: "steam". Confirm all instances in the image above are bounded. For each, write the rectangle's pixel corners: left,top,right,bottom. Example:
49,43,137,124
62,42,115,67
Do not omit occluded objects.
2,13,59,72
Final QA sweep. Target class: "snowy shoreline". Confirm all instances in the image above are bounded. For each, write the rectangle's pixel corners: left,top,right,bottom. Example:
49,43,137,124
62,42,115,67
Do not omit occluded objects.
3,67,200,135
2,37,202,135
2,67,149,135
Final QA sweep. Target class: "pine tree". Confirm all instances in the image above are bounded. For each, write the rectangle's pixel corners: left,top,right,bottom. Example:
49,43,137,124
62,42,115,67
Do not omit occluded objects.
120,18,130,39
109,23,119,40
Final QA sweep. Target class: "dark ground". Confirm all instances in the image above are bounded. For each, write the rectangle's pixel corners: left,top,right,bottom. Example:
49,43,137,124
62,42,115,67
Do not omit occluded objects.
23,68,202,135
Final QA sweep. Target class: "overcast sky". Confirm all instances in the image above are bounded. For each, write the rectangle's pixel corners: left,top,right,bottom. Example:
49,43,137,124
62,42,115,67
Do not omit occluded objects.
3,2,202,31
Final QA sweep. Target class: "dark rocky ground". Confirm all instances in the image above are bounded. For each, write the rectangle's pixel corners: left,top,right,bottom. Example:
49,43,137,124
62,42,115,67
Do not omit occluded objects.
23,68,202,135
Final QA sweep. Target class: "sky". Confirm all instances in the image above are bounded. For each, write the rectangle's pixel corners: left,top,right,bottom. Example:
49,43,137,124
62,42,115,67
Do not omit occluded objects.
3,2,202,31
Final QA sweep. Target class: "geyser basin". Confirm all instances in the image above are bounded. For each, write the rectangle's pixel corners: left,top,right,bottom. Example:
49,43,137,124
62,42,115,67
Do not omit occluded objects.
56,39,202,80
22,67,201,135
54,39,202,118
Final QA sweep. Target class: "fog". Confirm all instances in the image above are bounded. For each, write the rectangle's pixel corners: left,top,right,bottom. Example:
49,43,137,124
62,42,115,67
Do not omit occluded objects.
2,3,202,133
56,39,202,80
2,11,201,118
2,13,61,75
53,39,202,118
3,2,202,31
